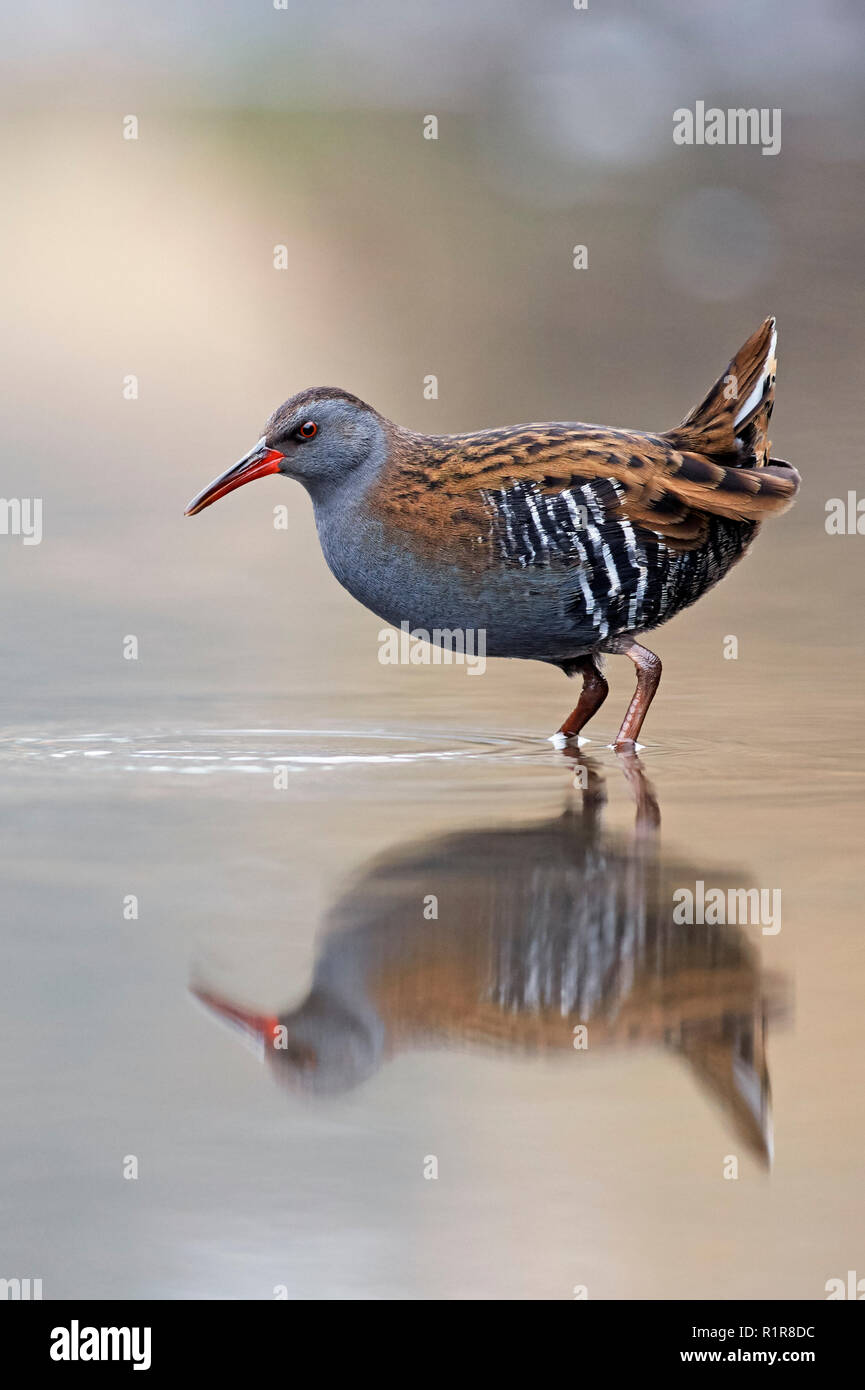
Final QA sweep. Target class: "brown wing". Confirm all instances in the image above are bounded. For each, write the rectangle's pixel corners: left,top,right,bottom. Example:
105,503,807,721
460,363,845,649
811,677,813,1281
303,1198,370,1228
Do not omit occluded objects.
375,424,799,560
370,319,798,559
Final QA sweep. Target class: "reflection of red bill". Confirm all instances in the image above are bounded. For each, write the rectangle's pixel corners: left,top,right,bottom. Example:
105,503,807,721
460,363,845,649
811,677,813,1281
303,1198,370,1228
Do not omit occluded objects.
191,984,280,1061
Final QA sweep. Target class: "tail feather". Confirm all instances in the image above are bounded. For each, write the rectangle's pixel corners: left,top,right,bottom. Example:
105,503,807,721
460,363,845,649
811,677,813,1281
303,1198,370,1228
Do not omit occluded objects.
676,1015,774,1165
661,449,799,523
666,317,778,468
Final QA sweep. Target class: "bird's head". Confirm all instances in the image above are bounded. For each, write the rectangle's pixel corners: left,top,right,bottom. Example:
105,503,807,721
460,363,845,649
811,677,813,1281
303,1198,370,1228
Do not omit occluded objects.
184,388,387,516
191,982,384,1097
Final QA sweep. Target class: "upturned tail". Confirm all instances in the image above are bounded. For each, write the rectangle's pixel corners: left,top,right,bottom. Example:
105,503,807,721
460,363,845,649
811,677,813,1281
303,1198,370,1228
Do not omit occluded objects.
662,317,799,520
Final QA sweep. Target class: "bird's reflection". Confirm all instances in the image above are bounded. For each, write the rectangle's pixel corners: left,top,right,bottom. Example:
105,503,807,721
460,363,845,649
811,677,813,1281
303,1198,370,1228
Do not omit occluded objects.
193,753,786,1163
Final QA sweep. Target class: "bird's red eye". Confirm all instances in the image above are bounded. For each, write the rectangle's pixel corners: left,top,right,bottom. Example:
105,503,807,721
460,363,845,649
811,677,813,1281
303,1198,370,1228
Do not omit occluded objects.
298,421,317,439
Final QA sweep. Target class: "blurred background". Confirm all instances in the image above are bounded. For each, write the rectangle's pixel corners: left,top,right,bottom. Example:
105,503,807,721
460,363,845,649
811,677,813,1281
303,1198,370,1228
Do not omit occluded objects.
1,0,863,1299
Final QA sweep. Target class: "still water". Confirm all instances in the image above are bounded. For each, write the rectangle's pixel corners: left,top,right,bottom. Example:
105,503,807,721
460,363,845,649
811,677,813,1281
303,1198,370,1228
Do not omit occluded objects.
1,676,860,1300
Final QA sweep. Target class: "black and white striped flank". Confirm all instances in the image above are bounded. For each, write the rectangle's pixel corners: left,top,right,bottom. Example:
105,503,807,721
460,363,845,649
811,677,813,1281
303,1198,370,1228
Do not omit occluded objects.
482,478,755,641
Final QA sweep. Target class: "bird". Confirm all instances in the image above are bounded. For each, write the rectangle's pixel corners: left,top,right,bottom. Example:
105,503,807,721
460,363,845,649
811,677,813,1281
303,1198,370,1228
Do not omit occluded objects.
185,318,799,746
191,755,785,1162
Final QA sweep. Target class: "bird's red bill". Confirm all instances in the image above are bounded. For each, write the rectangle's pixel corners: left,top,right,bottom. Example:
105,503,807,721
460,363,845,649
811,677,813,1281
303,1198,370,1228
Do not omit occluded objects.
184,443,284,516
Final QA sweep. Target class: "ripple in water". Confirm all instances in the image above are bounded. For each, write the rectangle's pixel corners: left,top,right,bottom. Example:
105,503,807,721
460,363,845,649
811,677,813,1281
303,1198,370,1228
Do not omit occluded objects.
0,725,719,782
0,728,555,776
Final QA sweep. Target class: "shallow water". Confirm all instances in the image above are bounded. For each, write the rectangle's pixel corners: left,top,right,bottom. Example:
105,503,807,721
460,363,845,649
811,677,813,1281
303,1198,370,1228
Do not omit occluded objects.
3,66,865,1298
2,692,862,1300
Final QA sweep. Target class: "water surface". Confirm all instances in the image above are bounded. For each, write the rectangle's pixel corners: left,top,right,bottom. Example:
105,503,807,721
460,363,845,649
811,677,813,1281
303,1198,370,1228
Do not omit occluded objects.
2,700,860,1300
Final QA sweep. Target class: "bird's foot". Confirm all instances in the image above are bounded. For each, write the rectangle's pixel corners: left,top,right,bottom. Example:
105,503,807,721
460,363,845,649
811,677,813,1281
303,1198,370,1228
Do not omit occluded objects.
549,730,589,749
